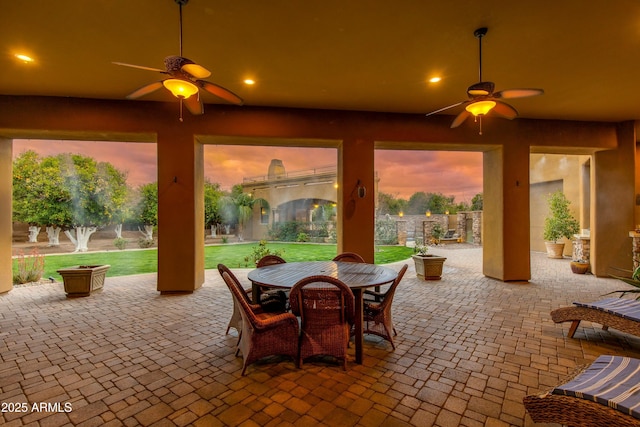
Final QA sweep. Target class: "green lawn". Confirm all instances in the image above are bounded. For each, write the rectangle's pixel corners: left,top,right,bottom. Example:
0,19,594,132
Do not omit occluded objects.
14,243,415,281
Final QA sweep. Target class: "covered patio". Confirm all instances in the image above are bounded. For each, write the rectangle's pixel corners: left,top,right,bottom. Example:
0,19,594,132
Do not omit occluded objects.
2,246,639,426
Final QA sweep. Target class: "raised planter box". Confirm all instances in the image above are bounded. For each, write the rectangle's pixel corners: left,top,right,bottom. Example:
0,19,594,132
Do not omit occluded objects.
57,265,110,297
412,254,446,281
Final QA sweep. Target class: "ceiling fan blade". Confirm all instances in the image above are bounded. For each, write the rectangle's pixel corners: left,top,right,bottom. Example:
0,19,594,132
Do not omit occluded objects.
183,93,204,115
425,101,467,117
494,88,544,99
492,101,518,119
113,62,166,73
182,63,211,79
198,81,244,105
125,81,164,99
451,110,471,128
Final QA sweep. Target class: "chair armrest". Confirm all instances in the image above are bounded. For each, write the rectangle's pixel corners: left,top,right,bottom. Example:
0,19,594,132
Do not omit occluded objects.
254,312,298,331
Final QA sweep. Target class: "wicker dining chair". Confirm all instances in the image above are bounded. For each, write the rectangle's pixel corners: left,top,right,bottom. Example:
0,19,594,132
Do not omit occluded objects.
256,254,287,268
256,254,289,312
218,263,257,335
332,252,365,263
360,264,408,350
289,275,355,370
219,265,299,375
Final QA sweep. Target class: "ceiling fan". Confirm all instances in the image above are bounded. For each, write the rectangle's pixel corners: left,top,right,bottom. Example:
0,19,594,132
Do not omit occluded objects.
113,0,243,120
425,27,543,134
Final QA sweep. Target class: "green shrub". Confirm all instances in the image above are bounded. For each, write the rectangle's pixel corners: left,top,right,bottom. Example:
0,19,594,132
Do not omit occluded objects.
138,238,155,248
296,232,309,242
243,240,285,267
113,237,128,250
375,218,398,245
13,249,45,284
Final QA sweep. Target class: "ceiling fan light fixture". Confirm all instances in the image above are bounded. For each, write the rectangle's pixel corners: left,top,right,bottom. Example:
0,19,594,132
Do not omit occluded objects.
163,78,199,98
466,100,496,116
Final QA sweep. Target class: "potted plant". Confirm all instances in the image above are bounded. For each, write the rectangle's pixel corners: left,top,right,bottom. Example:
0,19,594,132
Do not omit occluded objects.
570,259,590,274
412,242,447,281
57,264,110,297
543,191,580,259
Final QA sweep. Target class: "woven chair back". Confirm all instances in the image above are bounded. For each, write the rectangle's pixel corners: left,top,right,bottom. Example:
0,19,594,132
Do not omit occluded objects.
256,255,287,268
379,264,408,310
290,275,355,326
332,252,365,263
219,269,260,328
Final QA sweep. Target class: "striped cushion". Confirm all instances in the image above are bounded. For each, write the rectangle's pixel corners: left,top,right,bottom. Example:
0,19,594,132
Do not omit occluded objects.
574,298,640,322
553,355,640,419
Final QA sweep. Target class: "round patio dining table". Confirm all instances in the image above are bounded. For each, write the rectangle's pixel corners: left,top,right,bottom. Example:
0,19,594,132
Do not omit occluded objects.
247,260,398,364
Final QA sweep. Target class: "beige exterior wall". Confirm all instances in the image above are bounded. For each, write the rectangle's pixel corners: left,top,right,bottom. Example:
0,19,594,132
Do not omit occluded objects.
530,154,590,255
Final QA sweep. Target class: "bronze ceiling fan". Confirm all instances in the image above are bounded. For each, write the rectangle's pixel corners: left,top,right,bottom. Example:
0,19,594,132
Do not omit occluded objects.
426,27,544,134
113,0,243,120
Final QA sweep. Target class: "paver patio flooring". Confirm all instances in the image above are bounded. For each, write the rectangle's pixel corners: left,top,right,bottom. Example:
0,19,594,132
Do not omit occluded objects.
2,246,640,426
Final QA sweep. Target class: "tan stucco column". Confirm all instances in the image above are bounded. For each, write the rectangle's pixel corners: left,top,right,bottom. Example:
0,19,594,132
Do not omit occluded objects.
0,138,12,293
338,138,375,263
591,121,636,276
157,130,204,293
483,142,531,281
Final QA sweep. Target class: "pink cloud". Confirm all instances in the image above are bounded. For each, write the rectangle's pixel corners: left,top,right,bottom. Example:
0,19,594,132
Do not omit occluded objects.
13,141,483,203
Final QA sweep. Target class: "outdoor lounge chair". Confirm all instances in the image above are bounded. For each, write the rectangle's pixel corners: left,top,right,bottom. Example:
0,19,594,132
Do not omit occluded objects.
289,275,355,370
551,298,640,339
361,264,408,349
524,355,640,426
219,265,299,375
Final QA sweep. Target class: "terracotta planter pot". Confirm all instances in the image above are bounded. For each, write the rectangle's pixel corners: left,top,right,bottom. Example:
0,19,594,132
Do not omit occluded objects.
57,264,110,297
544,242,565,259
570,261,590,274
412,254,446,280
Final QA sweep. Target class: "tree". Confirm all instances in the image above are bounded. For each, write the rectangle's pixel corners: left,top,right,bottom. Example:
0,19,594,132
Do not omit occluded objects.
134,182,158,240
543,190,579,242
204,180,225,237
59,154,128,251
13,151,129,251
377,192,407,215
13,150,47,242
232,185,254,241
407,192,431,215
428,193,455,214
471,193,483,211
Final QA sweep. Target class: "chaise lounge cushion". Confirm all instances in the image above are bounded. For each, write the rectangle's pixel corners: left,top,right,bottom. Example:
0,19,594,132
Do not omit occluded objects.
552,355,640,419
573,298,640,323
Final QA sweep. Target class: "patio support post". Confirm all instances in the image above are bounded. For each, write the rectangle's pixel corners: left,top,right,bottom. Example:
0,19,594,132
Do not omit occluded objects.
157,130,205,293
590,121,636,276
483,142,531,281
338,138,375,263
0,138,11,293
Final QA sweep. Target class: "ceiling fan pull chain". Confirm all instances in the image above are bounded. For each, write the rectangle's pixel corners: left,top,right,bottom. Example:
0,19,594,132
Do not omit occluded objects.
179,98,184,122
479,116,483,135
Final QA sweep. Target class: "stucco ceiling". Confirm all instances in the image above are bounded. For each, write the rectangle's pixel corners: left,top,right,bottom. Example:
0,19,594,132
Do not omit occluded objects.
4,0,640,124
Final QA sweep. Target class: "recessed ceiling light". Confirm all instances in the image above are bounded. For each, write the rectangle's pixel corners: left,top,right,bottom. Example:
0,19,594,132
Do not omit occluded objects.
14,54,34,63
429,77,441,83
244,79,255,85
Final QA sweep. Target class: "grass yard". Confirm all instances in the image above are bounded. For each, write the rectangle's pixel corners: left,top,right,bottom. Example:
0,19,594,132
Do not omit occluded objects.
13,243,415,282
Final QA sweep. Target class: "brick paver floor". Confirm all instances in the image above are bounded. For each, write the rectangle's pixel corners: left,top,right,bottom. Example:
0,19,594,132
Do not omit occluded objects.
2,246,640,426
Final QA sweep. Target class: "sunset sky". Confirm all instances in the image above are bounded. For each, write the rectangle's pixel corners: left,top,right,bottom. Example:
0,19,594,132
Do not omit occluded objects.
13,139,483,203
